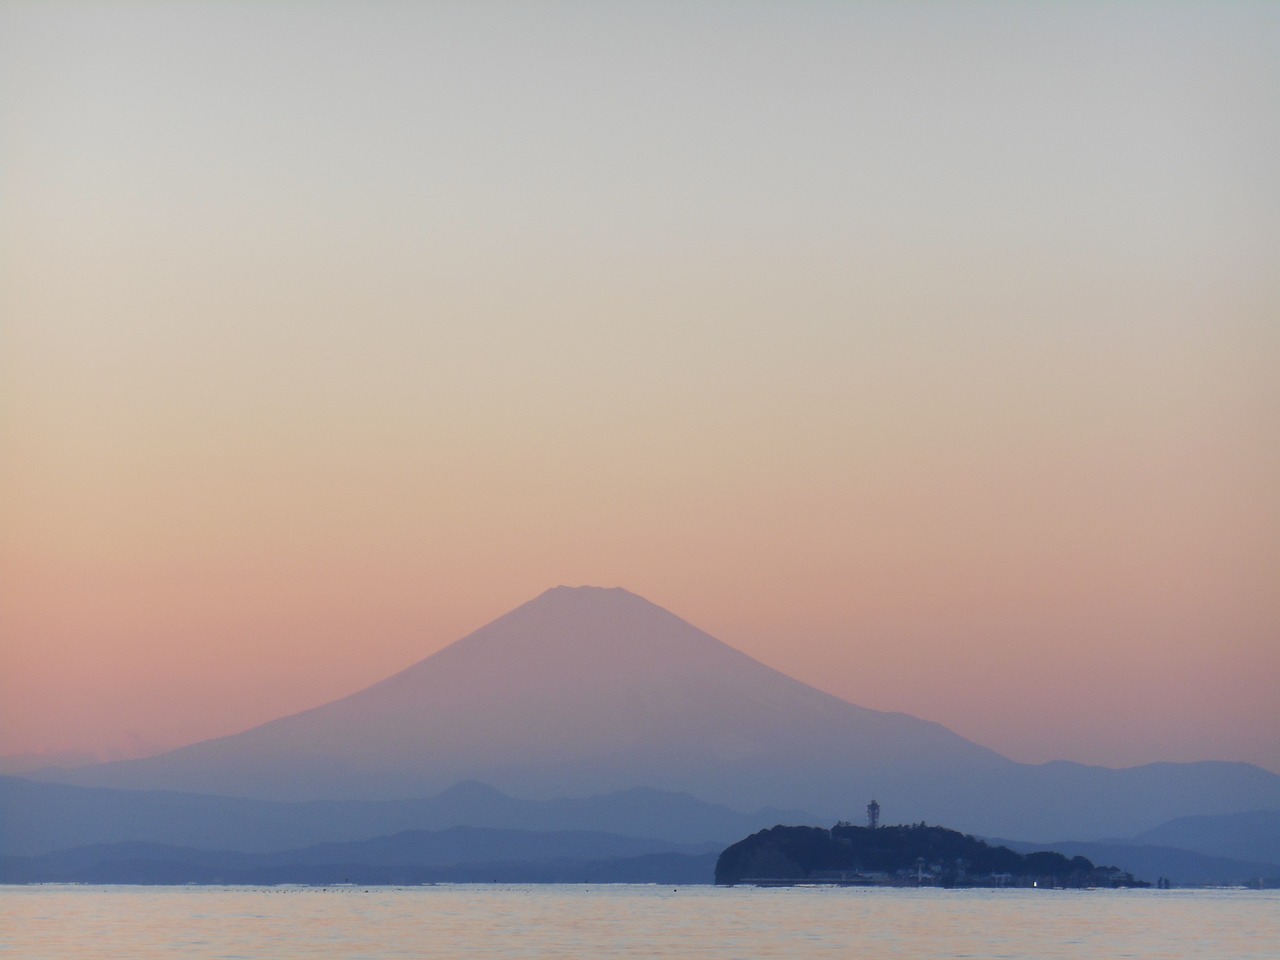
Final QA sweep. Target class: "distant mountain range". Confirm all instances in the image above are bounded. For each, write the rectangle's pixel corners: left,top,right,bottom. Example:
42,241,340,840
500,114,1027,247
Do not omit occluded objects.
0,776,809,856
24,586,1280,845
1128,809,1280,865
997,837,1277,888
994,807,1280,885
0,826,719,885
3,774,1273,885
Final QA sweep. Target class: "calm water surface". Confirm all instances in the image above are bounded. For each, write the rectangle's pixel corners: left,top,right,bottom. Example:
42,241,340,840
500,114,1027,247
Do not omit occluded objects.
2,884,1276,959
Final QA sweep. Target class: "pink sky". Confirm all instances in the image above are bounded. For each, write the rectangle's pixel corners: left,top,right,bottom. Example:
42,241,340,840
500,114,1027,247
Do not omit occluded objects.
2,3,1277,775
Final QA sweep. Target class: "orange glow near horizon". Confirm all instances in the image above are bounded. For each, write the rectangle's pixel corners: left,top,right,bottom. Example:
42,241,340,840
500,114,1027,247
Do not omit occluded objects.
2,2,1277,775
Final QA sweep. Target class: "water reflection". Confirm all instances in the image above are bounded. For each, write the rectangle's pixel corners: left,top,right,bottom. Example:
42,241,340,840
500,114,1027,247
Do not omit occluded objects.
1,885,1276,960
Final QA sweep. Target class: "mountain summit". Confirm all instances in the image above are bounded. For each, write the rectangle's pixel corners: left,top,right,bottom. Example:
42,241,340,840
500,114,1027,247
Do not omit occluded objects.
51,586,998,805
43,586,1280,839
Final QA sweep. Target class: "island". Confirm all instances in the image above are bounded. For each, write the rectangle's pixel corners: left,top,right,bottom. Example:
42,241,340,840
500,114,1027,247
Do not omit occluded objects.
715,821,1146,888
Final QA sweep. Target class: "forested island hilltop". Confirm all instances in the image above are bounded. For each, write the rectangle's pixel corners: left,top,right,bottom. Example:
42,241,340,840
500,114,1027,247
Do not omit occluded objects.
716,821,1146,888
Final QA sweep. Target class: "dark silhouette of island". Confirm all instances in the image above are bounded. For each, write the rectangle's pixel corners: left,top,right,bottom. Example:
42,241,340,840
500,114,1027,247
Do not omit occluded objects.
716,822,1146,888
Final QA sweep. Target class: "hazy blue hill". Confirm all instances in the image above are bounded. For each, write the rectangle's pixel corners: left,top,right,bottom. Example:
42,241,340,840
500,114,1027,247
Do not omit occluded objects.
0,826,719,885
0,775,810,857
0,776,325,855
942,759,1280,842
266,825,714,866
995,837,1280,886
1128,809,1280,865
373,781,811,847
576,851,718,884
0,841,261,883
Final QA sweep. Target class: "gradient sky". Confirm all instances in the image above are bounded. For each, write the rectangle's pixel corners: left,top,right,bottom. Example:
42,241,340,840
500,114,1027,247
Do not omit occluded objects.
2,2,1277,775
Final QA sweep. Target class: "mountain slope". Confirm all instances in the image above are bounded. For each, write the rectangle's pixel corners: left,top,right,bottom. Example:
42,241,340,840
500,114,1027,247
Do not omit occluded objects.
1129,809,1280,865
46,587,1003,804
40,586,1280,840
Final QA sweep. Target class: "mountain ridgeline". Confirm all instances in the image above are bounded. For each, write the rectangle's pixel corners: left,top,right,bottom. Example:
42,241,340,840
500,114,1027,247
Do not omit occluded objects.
29,586,1280,843
0,826,719,886
0,776,809,857
715,822,1145,888
5,776,1278,886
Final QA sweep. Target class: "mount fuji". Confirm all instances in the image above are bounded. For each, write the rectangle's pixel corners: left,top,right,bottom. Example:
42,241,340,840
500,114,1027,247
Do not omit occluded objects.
39,586,1280,840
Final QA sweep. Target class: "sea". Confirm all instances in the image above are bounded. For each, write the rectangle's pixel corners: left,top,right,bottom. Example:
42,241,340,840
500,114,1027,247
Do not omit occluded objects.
2,884,1276,959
